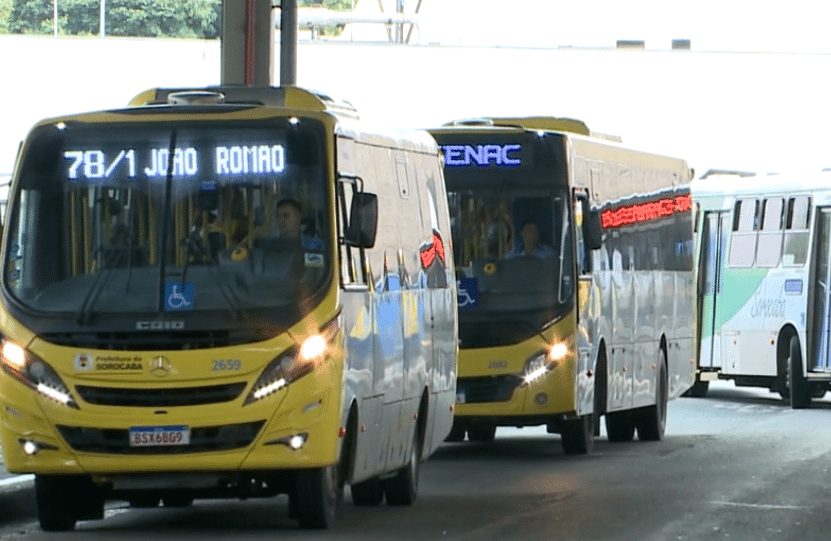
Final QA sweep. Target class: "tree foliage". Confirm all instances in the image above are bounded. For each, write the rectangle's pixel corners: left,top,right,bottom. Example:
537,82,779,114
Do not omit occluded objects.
3,0,353,37
0,0,13,32
298,0,353,10
7,0,221,37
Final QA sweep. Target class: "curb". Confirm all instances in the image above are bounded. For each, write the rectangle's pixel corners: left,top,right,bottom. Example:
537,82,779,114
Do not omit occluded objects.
0,475,34,494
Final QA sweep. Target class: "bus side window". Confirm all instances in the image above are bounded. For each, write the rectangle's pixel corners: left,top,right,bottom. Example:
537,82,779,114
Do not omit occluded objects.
729,198,758,267
756,197,784,267
783,195,811,266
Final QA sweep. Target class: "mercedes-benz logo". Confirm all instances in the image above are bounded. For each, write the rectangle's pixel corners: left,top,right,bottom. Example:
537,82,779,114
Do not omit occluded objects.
149,356,172,377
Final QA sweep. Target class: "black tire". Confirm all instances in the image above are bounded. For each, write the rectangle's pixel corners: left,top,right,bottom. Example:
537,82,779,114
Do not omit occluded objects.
605,410,635,442
467,424,496,442
777,335,792,399
561,414,594,455
594,351,608,437
444,423,466,442
350,476,384,506
129,495,161,508
295,465,342,529
789,336,812,409
35,475,78,532
162,494,194,507
685,379,709,398
383,428,421,506
636,351,668,441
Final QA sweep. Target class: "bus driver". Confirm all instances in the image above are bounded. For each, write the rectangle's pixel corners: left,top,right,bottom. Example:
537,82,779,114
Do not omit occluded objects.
505,220,555,259
276,197,323,251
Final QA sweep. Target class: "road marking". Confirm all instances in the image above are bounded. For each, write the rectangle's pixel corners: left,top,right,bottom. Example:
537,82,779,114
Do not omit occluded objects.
712,500,805,510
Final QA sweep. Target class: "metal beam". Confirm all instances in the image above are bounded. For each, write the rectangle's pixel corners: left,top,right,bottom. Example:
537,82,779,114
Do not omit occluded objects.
220,0,273,86
279,0,297,86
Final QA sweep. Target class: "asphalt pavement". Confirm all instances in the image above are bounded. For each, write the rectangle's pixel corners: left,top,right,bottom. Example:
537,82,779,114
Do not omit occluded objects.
0,443,36,528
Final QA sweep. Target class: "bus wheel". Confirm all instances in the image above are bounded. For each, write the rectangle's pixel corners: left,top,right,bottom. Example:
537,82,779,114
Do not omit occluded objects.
162,494,194,508
444,423,466,442
383,427,421,506
350,476,384,506
636,352,668,441
560,415,594,455
467,424,496,442
605,411,635,442
129,494,160,508
684,377,709,398
295,465,342,529
35,475,88,532
789,336,812,409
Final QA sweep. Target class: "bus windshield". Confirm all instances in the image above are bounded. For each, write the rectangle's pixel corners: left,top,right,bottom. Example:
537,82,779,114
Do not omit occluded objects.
4,117,331,331
441,132,574,348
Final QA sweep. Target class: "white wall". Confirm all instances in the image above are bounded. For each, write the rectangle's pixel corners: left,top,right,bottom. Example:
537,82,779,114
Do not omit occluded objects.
3,35,831,177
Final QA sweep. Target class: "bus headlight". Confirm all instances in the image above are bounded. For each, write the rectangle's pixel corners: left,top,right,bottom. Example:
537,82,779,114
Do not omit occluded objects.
522,342,569,386
523,353,549,385
244,334,328,406
1,341,79,409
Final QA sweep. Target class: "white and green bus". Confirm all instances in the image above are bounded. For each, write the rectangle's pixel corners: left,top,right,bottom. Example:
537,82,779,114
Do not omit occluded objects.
692,169,831,407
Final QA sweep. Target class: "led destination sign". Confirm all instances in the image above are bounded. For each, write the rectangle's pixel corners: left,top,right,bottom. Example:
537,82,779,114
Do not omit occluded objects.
441,144,521,167
63,144,286,181
601,194,692,229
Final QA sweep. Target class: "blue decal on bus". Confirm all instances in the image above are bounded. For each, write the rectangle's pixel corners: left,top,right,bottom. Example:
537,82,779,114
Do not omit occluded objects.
457,277,479,308
164,282,195,311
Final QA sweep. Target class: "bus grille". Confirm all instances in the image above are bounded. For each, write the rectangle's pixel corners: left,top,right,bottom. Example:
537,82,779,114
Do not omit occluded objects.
459,322,538,349
458,375,522,403
39,330,277,351
56,421,265,455
75,383,247,407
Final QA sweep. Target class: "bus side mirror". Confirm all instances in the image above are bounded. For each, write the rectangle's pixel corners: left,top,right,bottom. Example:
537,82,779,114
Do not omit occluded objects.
346,192,378,248
584,209,603,250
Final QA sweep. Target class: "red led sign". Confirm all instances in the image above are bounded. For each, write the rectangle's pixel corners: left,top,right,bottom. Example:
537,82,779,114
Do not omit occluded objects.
601,194,691,229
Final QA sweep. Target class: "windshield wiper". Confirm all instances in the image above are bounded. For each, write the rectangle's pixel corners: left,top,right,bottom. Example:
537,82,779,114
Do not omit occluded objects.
75,245,123,325
124,193,138,293
155,130,245,319
156,129,178,312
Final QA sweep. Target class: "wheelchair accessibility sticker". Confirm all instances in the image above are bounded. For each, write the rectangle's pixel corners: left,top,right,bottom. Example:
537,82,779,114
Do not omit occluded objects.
165,282,195,311
457,278,479,308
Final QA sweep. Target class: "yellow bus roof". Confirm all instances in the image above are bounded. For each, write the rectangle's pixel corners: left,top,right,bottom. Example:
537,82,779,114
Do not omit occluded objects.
128,86,360,120
440,116,621,143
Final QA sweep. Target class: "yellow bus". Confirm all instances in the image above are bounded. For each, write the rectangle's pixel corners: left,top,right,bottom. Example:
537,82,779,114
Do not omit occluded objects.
429,118,694,454
0,86,457,531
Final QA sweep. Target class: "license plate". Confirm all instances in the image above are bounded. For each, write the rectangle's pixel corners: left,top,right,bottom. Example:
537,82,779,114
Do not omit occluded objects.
129,425,190,447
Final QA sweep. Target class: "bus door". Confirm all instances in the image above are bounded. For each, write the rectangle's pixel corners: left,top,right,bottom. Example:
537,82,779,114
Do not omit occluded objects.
698,211,729,370
812,207,831,371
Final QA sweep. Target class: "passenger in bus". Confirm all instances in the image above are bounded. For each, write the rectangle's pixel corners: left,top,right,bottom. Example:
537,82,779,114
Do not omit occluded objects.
505,220,555,259
275,198,323,251
474,202,513,259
